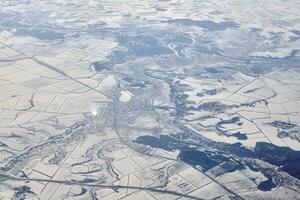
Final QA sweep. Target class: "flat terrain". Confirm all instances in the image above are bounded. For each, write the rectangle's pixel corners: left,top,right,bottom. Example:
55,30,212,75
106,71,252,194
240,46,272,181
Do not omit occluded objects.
0,0,300,199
